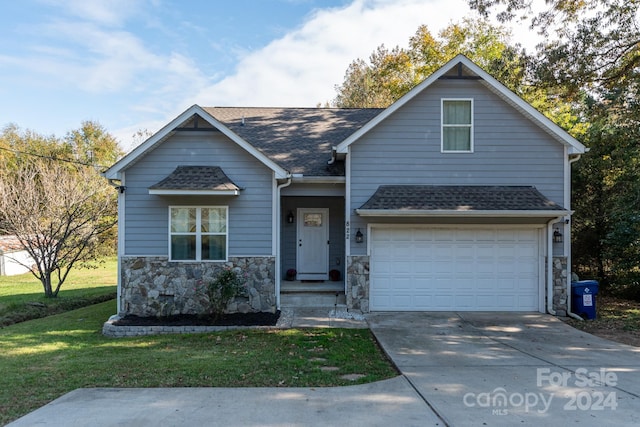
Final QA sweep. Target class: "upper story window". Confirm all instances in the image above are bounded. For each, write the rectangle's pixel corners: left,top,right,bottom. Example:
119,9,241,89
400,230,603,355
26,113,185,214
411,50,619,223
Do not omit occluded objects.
441,99,473,153
169,206,227,261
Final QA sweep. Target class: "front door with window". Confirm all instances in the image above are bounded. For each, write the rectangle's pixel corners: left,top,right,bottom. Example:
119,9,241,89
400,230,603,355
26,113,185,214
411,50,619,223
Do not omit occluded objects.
296,208,329,280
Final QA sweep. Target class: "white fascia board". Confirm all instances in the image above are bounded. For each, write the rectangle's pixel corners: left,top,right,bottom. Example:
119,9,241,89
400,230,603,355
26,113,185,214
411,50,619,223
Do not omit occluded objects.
355,209,571,218
148,189,240,196
103,105,289,180
335,54,587,155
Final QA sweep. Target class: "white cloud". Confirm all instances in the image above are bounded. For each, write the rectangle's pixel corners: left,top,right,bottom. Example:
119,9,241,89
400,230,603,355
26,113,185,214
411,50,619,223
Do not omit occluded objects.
39,0,143,27
187,0,471,108
108,0,545,150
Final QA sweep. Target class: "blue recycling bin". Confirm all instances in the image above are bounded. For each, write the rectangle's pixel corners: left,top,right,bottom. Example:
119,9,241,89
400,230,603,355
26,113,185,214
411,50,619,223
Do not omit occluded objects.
571,280,599,319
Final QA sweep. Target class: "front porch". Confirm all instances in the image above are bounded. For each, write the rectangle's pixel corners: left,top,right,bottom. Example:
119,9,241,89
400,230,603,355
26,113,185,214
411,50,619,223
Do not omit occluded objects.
280,280,346,307
280,193,346,308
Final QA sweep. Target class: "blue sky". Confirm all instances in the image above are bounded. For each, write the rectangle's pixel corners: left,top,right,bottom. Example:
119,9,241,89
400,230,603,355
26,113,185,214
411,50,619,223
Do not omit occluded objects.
0,0,541,151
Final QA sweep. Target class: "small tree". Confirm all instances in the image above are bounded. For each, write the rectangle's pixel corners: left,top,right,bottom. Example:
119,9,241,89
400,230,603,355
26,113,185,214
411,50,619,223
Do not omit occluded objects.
207,268,245,318
0,159,117,297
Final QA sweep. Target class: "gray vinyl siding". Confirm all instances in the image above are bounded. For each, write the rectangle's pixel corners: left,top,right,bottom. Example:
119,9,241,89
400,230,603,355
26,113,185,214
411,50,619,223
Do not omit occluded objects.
124,132,273,256
349,79,566,255
281,196,345,279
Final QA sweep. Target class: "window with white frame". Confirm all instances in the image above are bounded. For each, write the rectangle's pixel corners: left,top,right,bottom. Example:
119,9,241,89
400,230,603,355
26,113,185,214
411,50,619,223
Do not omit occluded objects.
441,99,473,152
169,206,227,261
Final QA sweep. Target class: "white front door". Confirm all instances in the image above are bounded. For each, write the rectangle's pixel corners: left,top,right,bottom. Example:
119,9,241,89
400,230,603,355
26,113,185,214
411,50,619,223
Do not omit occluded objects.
296,208,329,280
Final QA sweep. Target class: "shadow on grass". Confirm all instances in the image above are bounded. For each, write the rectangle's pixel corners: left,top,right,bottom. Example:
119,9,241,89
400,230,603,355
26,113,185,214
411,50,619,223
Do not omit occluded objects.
0,286,116,327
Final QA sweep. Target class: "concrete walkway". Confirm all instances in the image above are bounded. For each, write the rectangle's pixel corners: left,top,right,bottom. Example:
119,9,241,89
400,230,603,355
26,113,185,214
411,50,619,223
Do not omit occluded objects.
8,309,640,426
7,378,434,427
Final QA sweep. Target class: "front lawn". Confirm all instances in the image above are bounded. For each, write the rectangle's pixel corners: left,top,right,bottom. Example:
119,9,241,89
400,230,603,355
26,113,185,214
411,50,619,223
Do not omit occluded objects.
0,258,117,327
0,300,397,425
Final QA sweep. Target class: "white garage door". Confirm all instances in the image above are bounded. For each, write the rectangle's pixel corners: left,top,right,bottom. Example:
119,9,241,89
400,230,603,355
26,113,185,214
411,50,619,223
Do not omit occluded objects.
370,227,541,311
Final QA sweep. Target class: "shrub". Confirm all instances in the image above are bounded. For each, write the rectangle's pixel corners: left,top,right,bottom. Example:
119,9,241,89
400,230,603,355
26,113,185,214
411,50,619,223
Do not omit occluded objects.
207,268,245,318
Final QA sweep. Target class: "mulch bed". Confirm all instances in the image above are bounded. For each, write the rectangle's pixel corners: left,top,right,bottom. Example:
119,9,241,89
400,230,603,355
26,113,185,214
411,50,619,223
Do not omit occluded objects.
112,310,280,327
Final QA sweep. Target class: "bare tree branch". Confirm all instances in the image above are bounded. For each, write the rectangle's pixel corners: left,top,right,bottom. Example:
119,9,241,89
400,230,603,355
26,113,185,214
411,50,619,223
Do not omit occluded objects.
0,160,117,297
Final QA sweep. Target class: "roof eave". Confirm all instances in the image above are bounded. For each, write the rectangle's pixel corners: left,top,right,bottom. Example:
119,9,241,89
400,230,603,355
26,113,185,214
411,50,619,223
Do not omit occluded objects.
355,209,570,217
149,189,240,196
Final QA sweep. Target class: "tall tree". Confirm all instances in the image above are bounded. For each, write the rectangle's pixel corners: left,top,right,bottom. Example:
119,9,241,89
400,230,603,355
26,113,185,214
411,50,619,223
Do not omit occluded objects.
333,19,525,108
0,123,122,296
469,0,640,289
64,121,123,167
469,0,640,97
0,160,117,297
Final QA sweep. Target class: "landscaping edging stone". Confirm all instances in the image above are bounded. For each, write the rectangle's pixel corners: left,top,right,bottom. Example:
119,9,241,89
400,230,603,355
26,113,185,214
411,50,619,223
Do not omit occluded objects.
102,308,294,337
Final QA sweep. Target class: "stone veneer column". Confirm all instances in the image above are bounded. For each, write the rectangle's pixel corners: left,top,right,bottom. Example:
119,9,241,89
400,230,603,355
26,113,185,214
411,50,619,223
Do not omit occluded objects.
346,256,370,312
120,256,276,317
552,256,568,316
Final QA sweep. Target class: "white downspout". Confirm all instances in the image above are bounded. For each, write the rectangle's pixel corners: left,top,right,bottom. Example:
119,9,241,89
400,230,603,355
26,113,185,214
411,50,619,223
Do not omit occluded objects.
116,174,125,315
567,154,584,321
275,176,292,310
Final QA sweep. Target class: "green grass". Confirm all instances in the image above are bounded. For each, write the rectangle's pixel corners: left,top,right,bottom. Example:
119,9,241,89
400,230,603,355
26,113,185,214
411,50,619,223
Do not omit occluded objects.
0,300,397,425
0,258,117,326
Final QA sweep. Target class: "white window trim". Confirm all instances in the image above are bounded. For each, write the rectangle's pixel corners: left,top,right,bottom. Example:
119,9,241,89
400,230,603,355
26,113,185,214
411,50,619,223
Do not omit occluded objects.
441,98,474,153
168,206,229,262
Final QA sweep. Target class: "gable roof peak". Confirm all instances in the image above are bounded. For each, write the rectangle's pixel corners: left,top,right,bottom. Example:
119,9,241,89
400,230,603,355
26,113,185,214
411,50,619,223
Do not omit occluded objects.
335,55,586,155
103,104,290,180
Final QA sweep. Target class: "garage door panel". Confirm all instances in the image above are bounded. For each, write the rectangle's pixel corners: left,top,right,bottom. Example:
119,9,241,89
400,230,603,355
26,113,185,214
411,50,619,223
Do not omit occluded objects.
455,295,476,308
433,229,454,240
432,295,454,308
477,278,496,290
414,261,433,274
394,277,413,291
370,227,540,311
477,262,496,274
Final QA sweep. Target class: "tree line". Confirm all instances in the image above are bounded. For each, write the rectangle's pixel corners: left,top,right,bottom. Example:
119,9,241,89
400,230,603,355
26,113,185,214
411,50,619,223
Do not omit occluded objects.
0,122,122,297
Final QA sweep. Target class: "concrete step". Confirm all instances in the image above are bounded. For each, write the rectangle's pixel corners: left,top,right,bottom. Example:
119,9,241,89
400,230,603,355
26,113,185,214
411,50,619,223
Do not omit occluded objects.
280,292,346,307
281,281,344,293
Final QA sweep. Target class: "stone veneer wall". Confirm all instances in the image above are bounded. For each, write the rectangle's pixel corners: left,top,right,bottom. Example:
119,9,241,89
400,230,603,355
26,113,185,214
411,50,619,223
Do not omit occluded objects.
552,256,568,316
120,256,276,317
347,256,370,312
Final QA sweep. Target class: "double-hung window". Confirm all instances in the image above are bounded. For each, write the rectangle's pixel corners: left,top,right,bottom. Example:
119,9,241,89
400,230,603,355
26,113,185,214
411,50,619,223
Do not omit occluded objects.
441,99,473,152
170,206,227,261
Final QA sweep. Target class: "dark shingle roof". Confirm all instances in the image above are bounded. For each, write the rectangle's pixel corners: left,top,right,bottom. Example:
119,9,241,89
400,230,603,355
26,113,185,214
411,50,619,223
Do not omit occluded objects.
359,185,566,211
203,107,383,176
149,166,241,191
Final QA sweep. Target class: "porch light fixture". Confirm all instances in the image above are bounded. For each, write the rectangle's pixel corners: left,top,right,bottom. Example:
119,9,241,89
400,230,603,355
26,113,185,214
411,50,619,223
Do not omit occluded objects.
355,228,364,244
553,229,563,243
287,211,294,224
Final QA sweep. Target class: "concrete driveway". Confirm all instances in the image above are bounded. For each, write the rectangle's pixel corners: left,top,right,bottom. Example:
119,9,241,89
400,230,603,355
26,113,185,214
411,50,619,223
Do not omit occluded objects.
367,312,640,426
